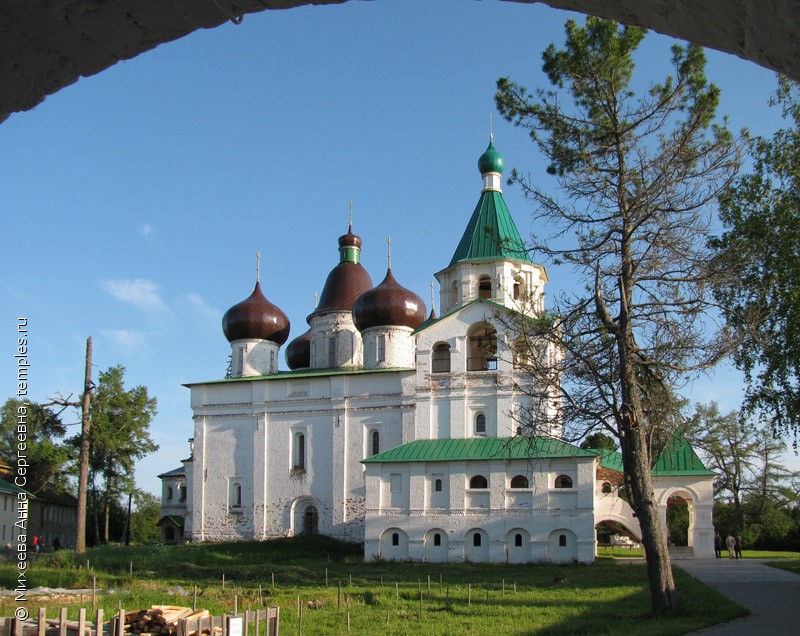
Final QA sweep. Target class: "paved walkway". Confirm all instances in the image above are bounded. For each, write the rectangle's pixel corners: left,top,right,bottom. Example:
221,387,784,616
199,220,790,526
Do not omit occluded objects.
677,558,800,634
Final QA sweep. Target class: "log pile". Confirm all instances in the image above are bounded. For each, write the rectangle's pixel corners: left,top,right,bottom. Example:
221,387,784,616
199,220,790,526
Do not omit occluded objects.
125,606,210,636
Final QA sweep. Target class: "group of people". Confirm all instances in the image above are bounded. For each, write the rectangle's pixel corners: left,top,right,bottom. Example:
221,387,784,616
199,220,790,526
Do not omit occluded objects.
714,532,744,559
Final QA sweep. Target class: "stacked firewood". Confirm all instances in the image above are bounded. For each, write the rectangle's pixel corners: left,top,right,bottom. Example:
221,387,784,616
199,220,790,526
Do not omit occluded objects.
125,606,210,636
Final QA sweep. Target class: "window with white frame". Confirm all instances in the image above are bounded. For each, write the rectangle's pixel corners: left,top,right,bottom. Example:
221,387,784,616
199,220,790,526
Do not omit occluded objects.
293,432,306,470
377,334,386,363
475,413,486,435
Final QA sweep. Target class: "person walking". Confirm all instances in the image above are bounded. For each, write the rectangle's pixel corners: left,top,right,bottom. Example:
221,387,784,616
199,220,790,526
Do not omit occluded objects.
725,533,736,559
735,534,744,559
714,532,723,559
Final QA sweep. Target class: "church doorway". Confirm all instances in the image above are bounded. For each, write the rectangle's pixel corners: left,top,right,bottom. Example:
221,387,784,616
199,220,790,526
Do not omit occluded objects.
303,506,319,534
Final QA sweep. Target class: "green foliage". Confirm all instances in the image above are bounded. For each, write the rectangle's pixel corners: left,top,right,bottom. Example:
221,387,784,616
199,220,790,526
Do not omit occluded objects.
711,76,800,442
69,365,158,544
129,491,162,544
580,432,618,451
0,398,72,493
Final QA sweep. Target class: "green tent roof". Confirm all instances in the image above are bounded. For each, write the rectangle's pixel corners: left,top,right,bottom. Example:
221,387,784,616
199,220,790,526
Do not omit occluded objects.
362,436,597,464
651,433,715,476
448,190,531,266
587,435,714,477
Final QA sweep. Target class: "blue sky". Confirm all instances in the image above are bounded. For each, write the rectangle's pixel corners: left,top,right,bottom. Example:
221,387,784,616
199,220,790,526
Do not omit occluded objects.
1,0,794,495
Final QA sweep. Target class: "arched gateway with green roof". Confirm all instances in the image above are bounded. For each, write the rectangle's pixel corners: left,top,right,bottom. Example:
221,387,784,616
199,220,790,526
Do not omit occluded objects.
167,138,715,562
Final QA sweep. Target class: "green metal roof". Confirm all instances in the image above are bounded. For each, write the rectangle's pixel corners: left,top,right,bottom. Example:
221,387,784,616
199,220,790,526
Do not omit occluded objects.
587,435,714,477
157,515,185,529
362,436,597,464
184,366,409,387
448,189,532,266
651,433,715,476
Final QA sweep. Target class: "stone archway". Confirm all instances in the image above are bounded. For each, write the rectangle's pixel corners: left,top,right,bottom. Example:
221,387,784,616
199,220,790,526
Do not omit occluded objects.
2,1,800,123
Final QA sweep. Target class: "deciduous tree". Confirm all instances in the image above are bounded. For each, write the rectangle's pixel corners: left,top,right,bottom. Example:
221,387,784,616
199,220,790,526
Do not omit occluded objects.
495,17,740,612
711,76,800,444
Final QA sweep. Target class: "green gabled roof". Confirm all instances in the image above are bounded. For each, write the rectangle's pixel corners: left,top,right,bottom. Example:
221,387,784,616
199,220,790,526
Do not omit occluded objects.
157,515,185,528
652,433,715,476
593,449,625,473
362,436,597,464
449,190,531,266
411,297,512,334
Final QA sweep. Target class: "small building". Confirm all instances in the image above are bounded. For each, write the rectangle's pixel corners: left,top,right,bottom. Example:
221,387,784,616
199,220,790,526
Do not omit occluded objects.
157,466,188,543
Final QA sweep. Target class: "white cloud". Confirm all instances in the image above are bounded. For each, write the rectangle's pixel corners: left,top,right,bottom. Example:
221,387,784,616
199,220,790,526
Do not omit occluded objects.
100,278,168,314
138,223,155,237
100,329,147,349
184,293,222,320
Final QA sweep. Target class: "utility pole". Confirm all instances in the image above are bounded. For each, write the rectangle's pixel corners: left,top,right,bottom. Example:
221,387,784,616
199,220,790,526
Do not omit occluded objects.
76,336,92,553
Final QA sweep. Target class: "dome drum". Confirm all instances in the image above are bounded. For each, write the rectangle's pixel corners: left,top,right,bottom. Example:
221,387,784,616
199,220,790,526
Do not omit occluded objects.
230,338,280,377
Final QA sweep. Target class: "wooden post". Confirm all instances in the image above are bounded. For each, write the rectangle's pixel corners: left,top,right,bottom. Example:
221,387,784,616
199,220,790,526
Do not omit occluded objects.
468,583,472,606
60,608,68,636
194,585,198,611
325,568,328,587
271,573,275,589
427,575,431,597
37,608,45,636
93,576,97,611
116,609,124,636
502,579,505,597
234,594,238,615
395,582,399,599
258,584,263,606
337,581,342,610
346,612,350,633
96,610,104,636
78,609,86,636
439,573,443,593
222,573,225,590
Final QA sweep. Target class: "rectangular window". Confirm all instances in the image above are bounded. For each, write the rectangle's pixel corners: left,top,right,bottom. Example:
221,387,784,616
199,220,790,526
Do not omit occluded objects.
237,347,244,375
390,473,402,494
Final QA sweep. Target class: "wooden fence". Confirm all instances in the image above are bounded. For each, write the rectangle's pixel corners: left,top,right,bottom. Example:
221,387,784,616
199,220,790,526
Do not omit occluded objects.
0,608,279,636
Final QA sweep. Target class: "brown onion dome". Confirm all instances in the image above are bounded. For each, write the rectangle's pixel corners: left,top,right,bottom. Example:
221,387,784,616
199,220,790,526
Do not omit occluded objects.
352,268,427,331
222,281,290,345
285,329,311,370
310,225,373,317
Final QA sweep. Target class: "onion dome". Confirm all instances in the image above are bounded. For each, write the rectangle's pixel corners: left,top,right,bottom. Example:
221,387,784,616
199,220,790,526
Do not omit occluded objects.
353,268,427,331
478,138,504,175
310,224,373,317
285,328,311,370
222,281,290,345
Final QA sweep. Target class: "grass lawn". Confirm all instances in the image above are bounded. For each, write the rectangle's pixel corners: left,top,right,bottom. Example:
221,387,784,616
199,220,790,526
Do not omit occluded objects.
0,537,747,636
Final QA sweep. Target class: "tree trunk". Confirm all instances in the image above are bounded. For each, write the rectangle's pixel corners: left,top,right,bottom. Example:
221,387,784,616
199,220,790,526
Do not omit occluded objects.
621,421,677,611
75,336,92,554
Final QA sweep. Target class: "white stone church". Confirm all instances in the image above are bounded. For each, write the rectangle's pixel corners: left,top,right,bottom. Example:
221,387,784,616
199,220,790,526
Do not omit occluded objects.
158,139,716,563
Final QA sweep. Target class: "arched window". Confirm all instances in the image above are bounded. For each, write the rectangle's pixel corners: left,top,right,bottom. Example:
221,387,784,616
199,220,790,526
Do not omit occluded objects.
559,534,567,547
327,337,336,368
451,281,459,308
602,481,612,494
371,430,380,456
473,533,482,547
392,532,400,547
554,475,573,489
433,533,441,547
510,475,529,489
469,475,488,489
294,433,306,470
377,334,386,363
434,479,443,492
432,343,451,373
475,413,486,435
515,533,523,547
467,323,497,371
478,275,492,299
166,486,173,501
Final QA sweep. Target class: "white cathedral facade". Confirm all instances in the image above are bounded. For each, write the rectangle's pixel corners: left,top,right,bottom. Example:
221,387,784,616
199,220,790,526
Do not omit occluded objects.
159,140,716,563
